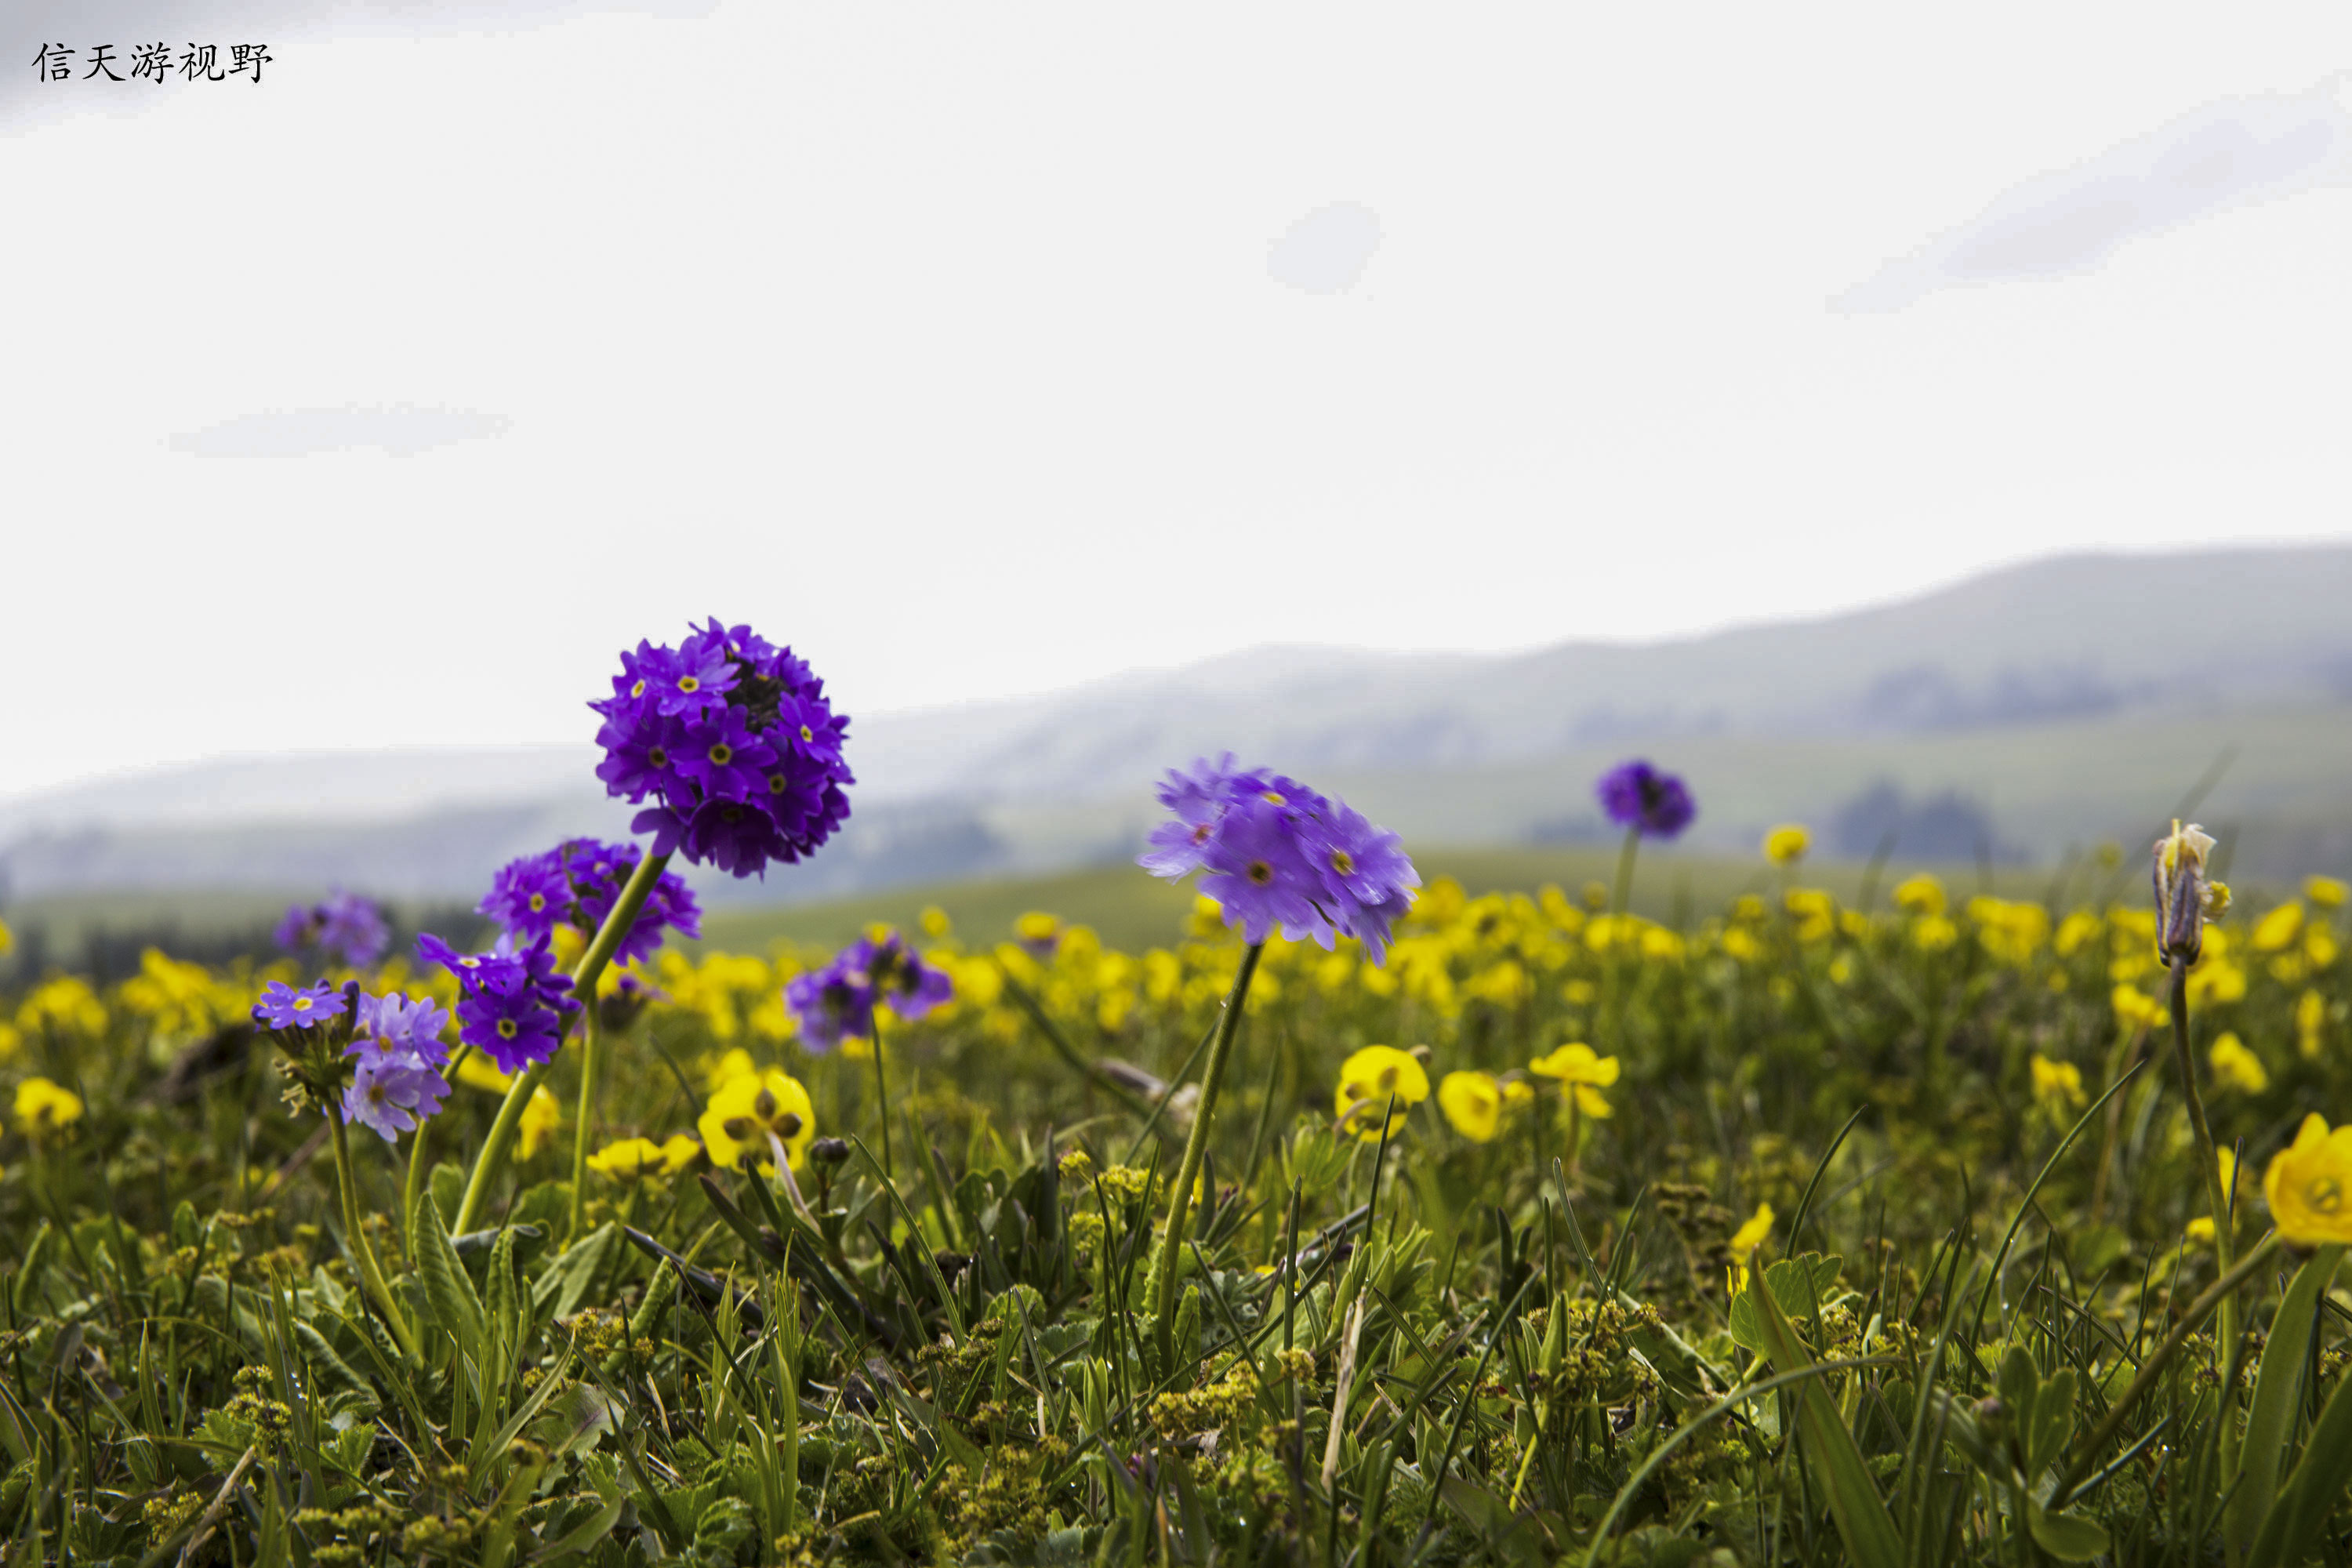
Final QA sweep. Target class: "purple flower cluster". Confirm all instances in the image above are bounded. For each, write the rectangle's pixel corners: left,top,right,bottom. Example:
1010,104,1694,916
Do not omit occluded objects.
783,931,953,1052
416,932,581,1075
1139,755,1419,962
249,981,452,1142
479,838,702,967
274,889,390,967
590,619,854,878
1595,760,1696,839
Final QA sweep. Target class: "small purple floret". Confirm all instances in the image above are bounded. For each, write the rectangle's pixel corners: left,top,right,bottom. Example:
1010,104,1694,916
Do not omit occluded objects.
783,931,953,1053
252,980,347,1031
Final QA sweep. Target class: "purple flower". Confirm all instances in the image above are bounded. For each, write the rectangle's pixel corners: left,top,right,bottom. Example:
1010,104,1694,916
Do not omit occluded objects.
1138,757,1419,962
1595,760,1696,840
477,839,701,967
274,889,390,967
590,618,855,880
784,932,953,1053
343,1055,451,1142
415,931,579,1074
253,980,347,1031
350,991,452,1070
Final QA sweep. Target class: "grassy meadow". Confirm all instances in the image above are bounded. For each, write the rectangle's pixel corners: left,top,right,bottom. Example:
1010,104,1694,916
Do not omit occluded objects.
1,834,2350,1565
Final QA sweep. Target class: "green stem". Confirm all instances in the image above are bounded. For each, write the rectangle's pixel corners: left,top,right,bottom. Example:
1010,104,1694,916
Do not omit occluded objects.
2167,956,2242,1545
869,1011,892,1184
1149,942,1265,1370
328,1105,419,1360
406,1045,472,1261
2048,1232,2278,1508
568,1008,601,1240
1600,826,1639,1051
452,850,670,1236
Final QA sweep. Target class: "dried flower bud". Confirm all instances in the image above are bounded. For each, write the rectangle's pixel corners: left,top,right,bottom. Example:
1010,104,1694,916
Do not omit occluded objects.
2153,820,2223,966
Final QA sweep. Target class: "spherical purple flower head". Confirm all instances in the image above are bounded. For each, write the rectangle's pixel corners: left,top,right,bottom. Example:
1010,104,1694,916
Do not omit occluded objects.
1139,757,1421,963
478,839,702,967
274,890,389,967
590,618,855,880
414,931,579,1074
253,980,347,1031
343,1055,451,1142
1595,760,1696,839
783,955,874,1054
865,932,953,1022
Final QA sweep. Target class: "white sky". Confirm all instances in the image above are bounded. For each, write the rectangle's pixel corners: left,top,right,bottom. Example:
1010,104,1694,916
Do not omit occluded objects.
6,2,2352,799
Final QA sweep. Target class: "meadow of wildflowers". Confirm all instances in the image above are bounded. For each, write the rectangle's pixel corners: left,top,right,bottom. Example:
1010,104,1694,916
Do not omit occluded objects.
2,627,2352,1565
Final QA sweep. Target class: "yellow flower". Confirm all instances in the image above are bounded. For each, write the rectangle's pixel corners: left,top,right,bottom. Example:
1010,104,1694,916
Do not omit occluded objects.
1530,1042,1619,1118
699,1069,816,1171
0,917,11,956
15,1076,85,1135
517,1086,561,1160
1334,1046,1429,1142
456,1054,514,1094
2263,1113,2352,1247
920,904,953,938
1763,825,1809,866
0,1022,18,1061
2253,902,2307,953
2187,1215,2216,1246
1437,1071,1505,1143
2298,989,2328,1060
1913,915,1959,953
1893,874,1947,917
702,1047,758,1091
1017,912,1062,949
2111,985,2168,1032
2306,875,2348,909
2209,1032,2268,1094
17,976,106,1038
660,1133,703,1173
2029,1054,2086,1110
1730,1202,1774,1264
585,1137,671,1181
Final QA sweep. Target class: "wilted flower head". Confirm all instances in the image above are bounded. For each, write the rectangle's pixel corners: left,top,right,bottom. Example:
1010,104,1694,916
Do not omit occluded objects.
1595,760,1696,839
590,619,853,880
479,838,701,967
1139,754,1419,962
2152,820,2229,966
275,889,390,968
415,931,579,1075
782,931,953,1053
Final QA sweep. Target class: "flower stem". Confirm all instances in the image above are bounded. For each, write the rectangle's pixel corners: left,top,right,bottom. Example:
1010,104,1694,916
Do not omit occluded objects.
2166,956,2242,1505
869,1011,892,1184
1149,942,1264,1371
1601,826,1639,1051
568,1007,601,1240
328,1105,419,1359
452,850,670,1236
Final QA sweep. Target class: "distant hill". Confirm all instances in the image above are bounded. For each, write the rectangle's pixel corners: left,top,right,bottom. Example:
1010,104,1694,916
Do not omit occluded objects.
5,544,2350,908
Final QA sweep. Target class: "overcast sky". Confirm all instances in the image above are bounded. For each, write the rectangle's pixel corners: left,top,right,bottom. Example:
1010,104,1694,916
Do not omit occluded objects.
6,2,2351,800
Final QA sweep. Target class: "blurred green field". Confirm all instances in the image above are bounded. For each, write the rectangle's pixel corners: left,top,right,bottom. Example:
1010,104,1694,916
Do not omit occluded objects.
687,842,2066,955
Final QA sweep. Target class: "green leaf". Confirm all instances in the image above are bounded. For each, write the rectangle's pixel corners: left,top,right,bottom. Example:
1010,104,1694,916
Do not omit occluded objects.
429,1163,463,1231
1744,1260,1904,1568
2252,1308,2352,1568
532,1224,619,1321
2029,1368,2077,1479
2027,1501,2109,1562
2236,1244,2344,1552
416,1192,485,1348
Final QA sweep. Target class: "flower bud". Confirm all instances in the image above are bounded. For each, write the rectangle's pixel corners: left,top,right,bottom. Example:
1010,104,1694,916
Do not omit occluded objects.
2152,820,2224,966
808,1137,851,1167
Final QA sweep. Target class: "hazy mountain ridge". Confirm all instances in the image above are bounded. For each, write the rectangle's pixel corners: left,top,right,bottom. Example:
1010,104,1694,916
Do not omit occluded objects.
5,546,2350,905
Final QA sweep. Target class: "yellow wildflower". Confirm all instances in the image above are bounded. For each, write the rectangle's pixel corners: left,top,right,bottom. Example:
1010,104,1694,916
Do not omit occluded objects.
2209,1033,2268,1094
0,917,10,955
2297,989,2328,1060
920,904,953,938
1436,1071,1505,1143
702,1047,758,1091
2306,924,2339,969
1914,914,1958,953
2053,909,2102,956
660,1133,703,1173
2029,1054,2085,1110
0,1022,20,1061
456,1054,514,1094
1763,825,1809,866
2111,985,2167,1032
1730,1202,1774,1264
1334,1046,1429,1142
15,1076,85,1135
1530,1042,1619,1118
585,1137,671,1181
517,1086,561,1160
2253,902,2307,953
699,1069,816,1171
1893,874,1947,917
18,976,106,1038
1016,912,1062,951
2263,1113,2352,1247
2187,1216,2216,1245
2306,875,2347,908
